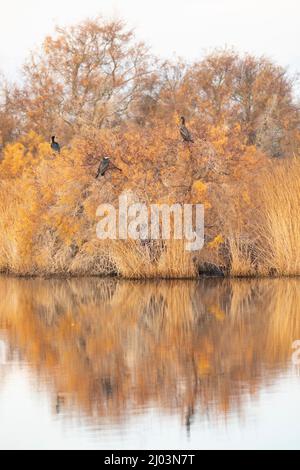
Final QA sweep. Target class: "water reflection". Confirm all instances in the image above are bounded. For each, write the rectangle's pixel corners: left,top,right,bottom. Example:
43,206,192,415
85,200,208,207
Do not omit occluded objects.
0,277,300,449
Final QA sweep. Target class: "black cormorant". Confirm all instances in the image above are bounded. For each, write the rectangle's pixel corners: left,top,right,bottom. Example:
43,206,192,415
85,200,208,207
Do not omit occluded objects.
96,157,111,178
180,117,194,143
96,157,122,179
51,136,61,153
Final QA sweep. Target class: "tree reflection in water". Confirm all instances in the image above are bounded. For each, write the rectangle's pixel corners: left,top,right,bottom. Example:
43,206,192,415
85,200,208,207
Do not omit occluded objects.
0,277,299,430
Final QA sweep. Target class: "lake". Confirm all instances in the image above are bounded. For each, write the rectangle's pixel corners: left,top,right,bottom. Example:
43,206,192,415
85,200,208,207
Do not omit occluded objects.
0,276,299,450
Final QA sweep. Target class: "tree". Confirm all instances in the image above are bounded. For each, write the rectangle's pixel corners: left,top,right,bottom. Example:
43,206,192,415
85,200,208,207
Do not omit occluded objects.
17,18,152,140
0,75,17,149
177,50,299,156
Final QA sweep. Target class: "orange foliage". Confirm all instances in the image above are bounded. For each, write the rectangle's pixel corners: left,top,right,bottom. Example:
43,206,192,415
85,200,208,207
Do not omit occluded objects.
0,16,300,277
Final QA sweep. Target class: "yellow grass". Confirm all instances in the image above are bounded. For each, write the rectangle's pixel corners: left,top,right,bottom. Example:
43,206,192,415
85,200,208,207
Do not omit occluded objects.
229,158,300,277
108,239,197,279
256,159,300,275
2,155,300,279
227,234,257,277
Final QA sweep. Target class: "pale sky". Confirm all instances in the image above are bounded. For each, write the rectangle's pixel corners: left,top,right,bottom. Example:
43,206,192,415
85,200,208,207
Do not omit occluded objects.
0,0,299,80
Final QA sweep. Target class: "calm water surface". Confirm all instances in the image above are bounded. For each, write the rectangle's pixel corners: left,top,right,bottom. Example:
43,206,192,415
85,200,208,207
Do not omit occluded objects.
0,277,299,450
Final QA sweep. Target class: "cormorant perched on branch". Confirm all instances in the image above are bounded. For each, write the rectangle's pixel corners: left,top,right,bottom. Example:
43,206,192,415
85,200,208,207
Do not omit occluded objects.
180,117,194,143
95,157,122,179
51,136,61,153
96,157,110,178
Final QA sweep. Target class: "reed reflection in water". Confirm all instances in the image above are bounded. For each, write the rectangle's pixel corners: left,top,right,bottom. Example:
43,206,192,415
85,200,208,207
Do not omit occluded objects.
0,277,300,449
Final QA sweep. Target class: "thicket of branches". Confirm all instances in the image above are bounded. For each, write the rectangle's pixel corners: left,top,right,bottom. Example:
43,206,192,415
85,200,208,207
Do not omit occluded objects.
0,16,299,158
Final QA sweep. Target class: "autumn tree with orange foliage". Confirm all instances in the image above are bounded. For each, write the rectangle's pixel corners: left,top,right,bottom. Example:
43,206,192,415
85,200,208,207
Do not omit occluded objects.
2,18,298,155
0,16,300,278
13,18,152,140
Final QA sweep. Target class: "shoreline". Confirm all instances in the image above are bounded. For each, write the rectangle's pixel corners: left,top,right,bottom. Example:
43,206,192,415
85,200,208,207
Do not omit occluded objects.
1,271,300,281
